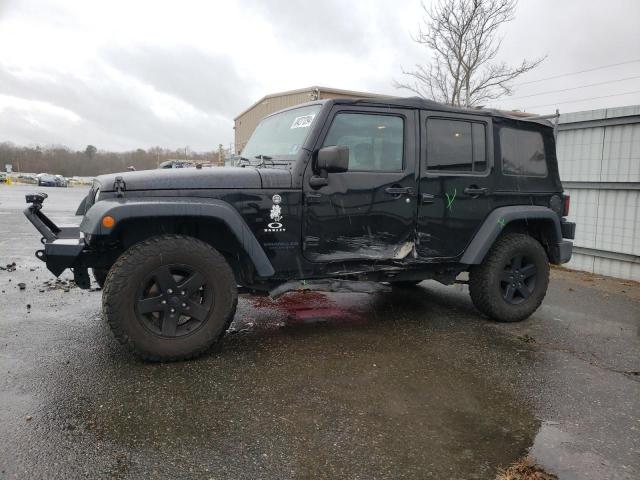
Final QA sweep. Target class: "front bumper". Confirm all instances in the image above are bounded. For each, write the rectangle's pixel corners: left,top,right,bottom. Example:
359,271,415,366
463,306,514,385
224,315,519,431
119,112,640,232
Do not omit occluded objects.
23,192,91,288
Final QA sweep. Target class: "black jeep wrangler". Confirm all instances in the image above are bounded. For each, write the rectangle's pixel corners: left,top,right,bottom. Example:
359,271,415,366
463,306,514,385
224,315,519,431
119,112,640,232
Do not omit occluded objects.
24,97,575,361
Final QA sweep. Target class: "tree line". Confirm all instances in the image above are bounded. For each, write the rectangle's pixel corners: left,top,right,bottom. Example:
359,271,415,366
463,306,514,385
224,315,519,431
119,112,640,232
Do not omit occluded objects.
0,142,221,177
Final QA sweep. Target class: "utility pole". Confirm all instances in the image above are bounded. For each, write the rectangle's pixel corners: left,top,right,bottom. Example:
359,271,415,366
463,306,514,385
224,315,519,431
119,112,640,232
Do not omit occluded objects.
218,144,224,167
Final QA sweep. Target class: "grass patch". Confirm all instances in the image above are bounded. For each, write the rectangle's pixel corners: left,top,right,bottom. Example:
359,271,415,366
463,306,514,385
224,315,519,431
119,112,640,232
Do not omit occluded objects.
496,457,557,480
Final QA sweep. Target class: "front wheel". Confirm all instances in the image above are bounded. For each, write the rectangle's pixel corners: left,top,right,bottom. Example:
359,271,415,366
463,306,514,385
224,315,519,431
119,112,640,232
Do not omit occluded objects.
469,233,549,322
102,234,238,361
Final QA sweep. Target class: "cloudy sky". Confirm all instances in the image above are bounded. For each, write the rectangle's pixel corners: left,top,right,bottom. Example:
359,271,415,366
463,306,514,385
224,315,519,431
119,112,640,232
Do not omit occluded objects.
0,0,639,151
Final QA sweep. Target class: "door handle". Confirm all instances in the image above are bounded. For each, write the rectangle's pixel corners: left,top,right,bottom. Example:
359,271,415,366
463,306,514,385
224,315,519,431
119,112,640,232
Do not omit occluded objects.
421,193,435,204
385,186,414,196
464,186,489,197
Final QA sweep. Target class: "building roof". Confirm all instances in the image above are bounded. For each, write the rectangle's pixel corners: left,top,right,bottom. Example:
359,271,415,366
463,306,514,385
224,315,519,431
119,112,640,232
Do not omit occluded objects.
233,86,388,120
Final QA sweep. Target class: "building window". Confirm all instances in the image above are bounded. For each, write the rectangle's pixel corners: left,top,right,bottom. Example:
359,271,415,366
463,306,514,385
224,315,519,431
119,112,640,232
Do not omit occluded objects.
500,127,547,177
426,119,486,173
323,113,404,171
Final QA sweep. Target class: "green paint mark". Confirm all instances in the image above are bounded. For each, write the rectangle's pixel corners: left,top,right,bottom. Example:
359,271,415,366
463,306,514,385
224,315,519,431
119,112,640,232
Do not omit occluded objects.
498,218,506,228
445,188,457,210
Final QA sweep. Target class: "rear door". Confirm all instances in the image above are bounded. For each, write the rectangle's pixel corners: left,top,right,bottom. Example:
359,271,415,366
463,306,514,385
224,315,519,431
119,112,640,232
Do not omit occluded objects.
302,106,418,262
416,111,494,259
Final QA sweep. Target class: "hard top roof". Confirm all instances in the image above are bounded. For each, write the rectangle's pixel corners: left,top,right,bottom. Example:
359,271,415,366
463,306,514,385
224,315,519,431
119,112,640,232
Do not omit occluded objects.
323,96,553,127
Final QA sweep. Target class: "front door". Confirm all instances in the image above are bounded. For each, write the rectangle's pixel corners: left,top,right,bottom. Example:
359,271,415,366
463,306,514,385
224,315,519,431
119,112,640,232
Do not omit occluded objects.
302,107,417,262
416,111,494,259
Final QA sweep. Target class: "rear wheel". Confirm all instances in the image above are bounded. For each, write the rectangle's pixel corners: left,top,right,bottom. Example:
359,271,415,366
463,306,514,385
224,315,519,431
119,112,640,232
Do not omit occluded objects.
102,234,237,361
469,233,549,322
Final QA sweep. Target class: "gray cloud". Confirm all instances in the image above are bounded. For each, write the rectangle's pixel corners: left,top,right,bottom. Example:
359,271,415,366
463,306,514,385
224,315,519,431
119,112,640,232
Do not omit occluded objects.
0,66,234,151
1,0,639,151
242,0,373,55
102,46,253,118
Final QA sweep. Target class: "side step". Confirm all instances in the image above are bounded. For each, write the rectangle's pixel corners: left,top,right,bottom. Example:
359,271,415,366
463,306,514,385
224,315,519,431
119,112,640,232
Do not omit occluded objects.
269,279,391,299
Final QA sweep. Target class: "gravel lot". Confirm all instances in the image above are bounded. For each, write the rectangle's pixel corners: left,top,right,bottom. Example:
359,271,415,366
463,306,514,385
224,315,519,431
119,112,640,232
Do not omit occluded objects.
1,184,639,479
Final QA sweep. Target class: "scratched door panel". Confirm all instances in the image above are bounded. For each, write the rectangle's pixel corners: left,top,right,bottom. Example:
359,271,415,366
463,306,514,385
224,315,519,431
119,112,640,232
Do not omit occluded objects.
302,107,418,263
417,111,494,260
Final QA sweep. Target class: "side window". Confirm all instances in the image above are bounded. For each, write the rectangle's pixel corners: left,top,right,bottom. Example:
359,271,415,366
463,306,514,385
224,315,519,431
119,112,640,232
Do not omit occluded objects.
323,113,404,171
500,127,547,177
426,118,486,173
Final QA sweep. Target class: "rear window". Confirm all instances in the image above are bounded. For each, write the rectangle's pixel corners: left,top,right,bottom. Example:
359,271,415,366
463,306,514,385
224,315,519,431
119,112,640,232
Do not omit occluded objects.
426,118,487,173
500,127,547,177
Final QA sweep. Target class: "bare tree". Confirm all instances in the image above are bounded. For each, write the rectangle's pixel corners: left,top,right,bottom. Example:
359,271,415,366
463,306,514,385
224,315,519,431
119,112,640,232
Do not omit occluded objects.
394,0,545,107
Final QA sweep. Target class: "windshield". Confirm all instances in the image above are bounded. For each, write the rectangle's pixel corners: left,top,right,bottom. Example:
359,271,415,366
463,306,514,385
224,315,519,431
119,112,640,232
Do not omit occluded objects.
241,104,321,160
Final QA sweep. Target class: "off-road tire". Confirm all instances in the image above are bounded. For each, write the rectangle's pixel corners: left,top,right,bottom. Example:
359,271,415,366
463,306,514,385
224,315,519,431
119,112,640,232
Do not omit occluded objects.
102,234,238,361
92,267,108,289
469,233,549,322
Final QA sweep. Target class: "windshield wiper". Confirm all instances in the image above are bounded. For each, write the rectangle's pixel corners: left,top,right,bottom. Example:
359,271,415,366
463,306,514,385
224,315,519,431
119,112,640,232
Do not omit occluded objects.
239,154,283,168
252,154,275,167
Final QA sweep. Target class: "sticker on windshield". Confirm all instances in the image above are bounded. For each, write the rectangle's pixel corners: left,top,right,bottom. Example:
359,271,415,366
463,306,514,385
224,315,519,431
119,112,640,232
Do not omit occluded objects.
290,114,315,129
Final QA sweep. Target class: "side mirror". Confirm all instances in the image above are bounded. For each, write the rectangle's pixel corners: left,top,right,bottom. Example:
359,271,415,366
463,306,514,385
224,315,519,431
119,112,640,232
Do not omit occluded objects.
316,145,349,173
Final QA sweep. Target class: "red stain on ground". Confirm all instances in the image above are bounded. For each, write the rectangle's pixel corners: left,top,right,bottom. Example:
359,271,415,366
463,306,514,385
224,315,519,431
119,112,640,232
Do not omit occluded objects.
249,291,369,326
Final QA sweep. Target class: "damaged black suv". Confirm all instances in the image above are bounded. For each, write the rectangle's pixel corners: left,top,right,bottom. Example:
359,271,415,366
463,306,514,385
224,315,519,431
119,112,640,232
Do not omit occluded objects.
24,97,575,361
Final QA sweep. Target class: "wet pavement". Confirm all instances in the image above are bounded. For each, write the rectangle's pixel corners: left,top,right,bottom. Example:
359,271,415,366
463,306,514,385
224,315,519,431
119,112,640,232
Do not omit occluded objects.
1,185,639,479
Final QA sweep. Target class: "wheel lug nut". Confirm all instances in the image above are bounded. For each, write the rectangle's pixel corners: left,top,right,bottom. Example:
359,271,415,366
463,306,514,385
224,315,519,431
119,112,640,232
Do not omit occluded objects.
161,300,167,304
167,289,173,294
181,291,185,296
170,308,175,313
181,303,186,308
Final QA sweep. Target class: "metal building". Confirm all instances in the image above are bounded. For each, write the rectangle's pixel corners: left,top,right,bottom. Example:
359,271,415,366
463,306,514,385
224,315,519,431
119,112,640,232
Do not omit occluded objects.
558,105,640,281
233,86,387,153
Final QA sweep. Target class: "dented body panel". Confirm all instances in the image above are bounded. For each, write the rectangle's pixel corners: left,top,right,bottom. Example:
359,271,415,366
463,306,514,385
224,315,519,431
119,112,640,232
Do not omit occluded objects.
24,96,574,290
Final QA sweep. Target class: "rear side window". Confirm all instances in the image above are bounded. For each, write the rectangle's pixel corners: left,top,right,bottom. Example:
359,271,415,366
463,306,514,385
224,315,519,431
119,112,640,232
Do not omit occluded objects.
500,127,547,177
426,119,486,173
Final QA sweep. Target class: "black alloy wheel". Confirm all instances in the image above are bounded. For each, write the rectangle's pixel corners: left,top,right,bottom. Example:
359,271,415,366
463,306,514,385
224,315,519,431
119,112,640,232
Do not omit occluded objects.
136,264,213,338
469,233,549,323
500,254,537,305
102,234,238,361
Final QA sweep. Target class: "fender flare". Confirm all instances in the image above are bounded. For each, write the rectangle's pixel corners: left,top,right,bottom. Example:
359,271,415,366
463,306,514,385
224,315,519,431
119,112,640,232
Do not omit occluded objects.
80,198,275,277
460,206,562,265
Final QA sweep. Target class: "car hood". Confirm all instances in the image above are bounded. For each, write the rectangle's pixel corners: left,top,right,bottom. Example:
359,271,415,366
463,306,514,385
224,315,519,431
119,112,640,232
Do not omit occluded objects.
96,167,292,192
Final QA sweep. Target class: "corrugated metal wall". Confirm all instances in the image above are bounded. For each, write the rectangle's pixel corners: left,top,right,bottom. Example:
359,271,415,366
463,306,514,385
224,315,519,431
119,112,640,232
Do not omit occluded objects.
557,105,640,281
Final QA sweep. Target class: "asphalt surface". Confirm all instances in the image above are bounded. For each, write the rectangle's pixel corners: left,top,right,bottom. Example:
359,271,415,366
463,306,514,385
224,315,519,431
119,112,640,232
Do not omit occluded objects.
1,184,638,480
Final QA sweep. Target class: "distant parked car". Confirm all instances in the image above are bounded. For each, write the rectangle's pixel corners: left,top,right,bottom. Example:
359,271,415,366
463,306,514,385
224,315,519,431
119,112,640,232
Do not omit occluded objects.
37,174,58,187
54,175,68,187
18,174,38,184
0,173,6,183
